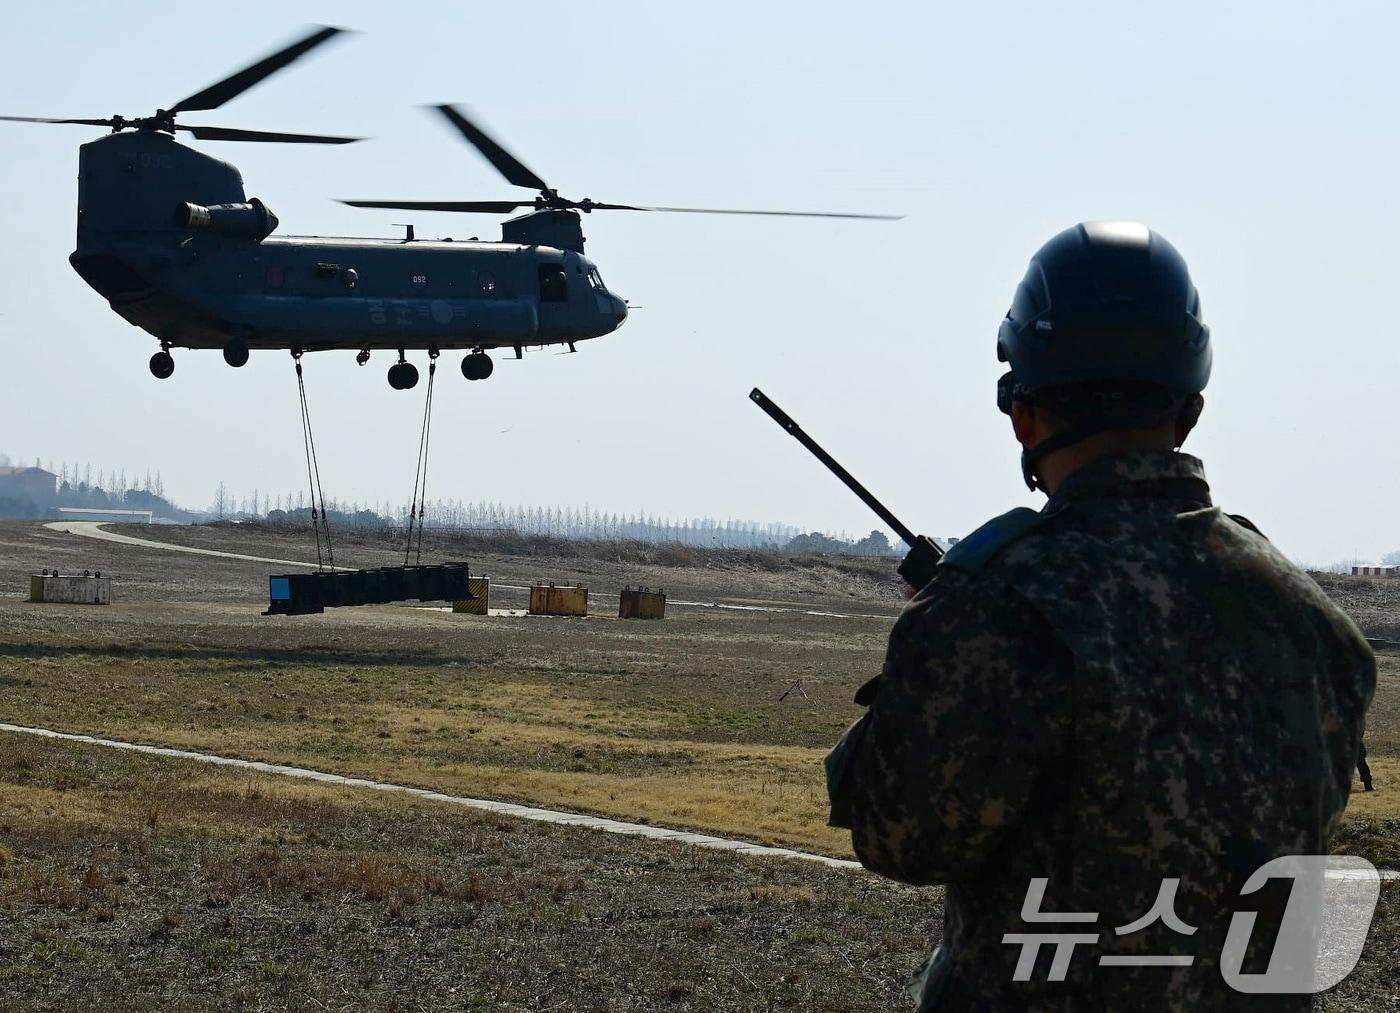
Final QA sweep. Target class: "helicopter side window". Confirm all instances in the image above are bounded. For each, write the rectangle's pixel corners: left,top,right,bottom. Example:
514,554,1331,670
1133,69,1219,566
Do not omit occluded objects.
538,263,568,303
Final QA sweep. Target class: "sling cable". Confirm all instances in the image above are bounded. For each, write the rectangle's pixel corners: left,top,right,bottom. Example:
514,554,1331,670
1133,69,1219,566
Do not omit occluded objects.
291,350,439,569
267,351,473,618
293,354,334,571
403,351,438,565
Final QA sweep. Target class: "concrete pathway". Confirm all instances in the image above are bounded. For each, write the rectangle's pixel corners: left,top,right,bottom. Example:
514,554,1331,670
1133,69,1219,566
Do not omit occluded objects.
0,722,861,871
1,722,1394,882
43,521,353,572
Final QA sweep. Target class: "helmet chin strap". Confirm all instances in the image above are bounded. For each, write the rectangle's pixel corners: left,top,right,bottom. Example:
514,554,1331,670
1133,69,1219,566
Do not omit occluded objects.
1020,419,1124,491
1019,395,1203,492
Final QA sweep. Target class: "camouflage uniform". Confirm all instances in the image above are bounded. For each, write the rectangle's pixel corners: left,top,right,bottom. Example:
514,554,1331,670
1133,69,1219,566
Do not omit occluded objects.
827,450,1375,1011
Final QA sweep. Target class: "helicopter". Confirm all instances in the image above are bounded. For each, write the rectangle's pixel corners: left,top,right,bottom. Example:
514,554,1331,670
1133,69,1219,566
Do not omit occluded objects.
4,26,899,390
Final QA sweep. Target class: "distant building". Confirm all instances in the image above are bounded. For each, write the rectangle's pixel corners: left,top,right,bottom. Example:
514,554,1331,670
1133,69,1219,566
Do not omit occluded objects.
0,466,56,507
55,507,153,524
1351,564,1400,577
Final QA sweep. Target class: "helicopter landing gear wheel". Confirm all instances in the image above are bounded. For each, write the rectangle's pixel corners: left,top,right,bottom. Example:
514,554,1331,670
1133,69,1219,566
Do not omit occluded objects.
149,350,175,380
388,361,419,390
222,337,249,368
461,351,494,381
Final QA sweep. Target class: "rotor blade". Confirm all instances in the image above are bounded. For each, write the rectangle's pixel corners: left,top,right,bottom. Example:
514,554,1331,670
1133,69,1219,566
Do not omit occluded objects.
0,115,115,127
170,25,349,114
339,199,534,213
181,124,361,144
432,104,548,192
607,204,903,220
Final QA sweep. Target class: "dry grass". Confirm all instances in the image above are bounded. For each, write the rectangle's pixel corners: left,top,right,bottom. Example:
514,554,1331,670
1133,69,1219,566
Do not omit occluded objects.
0,735,935,1011
1310,572,1400,643
1364,652,1400,753
0,524,1396,1008
0,726,1394,1011
0,596,877,855
2,600,1393,854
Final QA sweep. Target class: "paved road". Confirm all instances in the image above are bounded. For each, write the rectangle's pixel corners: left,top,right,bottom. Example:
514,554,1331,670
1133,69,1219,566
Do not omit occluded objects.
44,521,350,571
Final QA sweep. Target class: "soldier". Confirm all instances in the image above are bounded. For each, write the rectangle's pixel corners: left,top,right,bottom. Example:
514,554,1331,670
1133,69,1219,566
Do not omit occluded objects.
826,222,1376,1011
1357,737,1374,791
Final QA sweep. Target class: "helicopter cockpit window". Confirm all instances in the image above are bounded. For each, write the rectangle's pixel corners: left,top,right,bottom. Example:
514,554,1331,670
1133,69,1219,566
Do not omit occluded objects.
587,267,606,291
538,263,568,303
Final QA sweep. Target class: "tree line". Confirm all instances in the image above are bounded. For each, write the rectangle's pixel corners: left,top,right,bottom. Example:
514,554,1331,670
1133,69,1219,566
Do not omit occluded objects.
0,453,902,556
225,487,898,556
0,456,199,522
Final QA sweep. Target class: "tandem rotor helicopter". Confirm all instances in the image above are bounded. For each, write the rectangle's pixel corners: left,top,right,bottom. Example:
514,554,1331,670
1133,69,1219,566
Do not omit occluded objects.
4,26,899,389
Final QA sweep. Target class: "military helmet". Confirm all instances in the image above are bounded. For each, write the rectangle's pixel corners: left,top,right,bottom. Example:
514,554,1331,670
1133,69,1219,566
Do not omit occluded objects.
996,221,1211,397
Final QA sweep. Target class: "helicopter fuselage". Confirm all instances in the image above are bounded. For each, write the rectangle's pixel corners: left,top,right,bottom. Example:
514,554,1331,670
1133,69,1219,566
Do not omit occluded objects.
90,232,627,355
68,131,627,364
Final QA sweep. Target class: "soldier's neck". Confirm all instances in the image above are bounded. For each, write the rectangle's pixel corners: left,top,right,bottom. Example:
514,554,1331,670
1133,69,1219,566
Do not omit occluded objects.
1034,428,1179,495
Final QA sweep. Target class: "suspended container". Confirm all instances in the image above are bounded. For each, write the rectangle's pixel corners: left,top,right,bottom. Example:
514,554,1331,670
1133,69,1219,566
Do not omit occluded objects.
265,562,473,616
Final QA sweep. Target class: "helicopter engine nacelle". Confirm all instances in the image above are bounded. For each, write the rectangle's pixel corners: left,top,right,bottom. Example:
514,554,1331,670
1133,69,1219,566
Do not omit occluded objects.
176,198,279,242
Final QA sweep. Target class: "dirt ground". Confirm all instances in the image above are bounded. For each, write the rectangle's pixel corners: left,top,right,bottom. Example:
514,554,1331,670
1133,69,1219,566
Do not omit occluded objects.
0,520,1396,1009
0,520,905,614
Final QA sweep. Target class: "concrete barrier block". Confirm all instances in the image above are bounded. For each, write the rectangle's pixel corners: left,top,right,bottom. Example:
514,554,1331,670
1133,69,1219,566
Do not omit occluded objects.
29,573,111,605
453,577,491,614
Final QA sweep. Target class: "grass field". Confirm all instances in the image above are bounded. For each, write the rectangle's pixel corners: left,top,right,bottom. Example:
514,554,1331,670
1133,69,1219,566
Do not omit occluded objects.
0,520,1397,1009
0,734,938,1011
0,595,879,856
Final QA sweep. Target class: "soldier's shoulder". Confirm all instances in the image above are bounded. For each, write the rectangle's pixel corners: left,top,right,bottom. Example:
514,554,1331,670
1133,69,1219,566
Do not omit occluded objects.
938,507,1052,576
1183,511,1372,664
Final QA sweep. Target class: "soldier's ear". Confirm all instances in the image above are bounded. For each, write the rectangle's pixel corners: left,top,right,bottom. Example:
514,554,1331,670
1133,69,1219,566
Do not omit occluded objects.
1175,394,1204,447
1011,399,1042,448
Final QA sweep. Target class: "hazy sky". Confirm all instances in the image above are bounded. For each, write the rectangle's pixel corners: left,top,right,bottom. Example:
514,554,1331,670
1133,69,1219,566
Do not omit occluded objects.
1,1,1395,564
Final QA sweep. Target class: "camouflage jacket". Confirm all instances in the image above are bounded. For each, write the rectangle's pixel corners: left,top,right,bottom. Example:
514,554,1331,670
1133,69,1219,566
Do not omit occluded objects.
827,451,1375,1012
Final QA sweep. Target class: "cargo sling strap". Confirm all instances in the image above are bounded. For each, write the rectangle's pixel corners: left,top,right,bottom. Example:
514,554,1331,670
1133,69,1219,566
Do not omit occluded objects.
403,355,438,566
294,357,335,571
